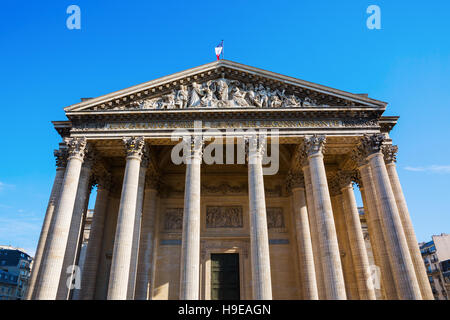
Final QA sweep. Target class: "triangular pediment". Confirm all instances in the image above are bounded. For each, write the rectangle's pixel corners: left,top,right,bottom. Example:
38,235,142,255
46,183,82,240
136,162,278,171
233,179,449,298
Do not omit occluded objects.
64,60,386,114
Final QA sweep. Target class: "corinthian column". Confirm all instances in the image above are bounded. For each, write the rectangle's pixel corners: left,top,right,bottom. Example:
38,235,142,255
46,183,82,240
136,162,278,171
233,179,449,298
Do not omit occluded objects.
34,137,88,300
288,172,318,300
382,145,434,300
328,182,359,300
180,137,203,300
359,134,421,300
79,173,111,300
127,153,148,299
107,137,146,300
247,135,272,300
302,163,325,299
27,147,67,300
356,159,397,299
337,171,376,300
304,135,346,300
57,150,95,299
135,174,159,300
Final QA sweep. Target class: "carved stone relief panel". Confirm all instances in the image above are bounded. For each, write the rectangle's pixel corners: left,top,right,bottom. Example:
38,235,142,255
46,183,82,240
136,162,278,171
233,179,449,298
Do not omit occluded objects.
163,208,183,231
93,78,328,112
206,206,243,228
266,207,286,232
202,183,247,196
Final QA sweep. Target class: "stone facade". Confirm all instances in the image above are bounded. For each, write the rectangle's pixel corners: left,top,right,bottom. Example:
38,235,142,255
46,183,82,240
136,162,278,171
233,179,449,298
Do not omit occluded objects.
27,60,431,300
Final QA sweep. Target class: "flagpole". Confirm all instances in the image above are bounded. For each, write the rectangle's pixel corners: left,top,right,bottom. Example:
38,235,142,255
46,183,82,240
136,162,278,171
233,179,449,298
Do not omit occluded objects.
222,40,224,60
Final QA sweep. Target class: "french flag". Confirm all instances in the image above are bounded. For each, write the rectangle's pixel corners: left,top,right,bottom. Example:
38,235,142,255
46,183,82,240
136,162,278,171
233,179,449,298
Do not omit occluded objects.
215,41,223,60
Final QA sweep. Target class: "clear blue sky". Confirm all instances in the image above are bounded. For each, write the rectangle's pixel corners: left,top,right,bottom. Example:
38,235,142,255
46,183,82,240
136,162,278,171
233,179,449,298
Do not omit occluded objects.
0,1,449,255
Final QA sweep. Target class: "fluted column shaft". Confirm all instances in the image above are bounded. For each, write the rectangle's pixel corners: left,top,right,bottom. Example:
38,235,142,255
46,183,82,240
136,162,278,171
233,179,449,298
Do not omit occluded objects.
341,183,376,300
57,159,93,299
359,165,397,299
385,160,433,300
180,141,202,300
34,138,87,300
306,136,346,300
292,186,318,300
247,138,272,300
135,184,158,300
79,181,110,300
302,165,325,299
127,161,147,300
27,152,67,300
70,192,91,300
107,137,145,300
330,193,359,299
359,188,383,299
366,151,421,299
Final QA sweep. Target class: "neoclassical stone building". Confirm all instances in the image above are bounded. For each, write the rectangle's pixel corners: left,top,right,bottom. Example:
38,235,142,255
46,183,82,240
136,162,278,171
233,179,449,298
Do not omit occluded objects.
27,60,432,300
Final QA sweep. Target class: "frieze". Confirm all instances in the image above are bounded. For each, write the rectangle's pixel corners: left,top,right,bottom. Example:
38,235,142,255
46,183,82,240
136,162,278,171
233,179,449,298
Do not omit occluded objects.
70,118,379,132
206,206,243,228
160,182,285,197
201,183,247,195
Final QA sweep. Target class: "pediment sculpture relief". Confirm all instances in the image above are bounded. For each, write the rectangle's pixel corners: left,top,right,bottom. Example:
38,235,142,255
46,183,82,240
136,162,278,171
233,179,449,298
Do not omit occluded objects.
114,78,320,111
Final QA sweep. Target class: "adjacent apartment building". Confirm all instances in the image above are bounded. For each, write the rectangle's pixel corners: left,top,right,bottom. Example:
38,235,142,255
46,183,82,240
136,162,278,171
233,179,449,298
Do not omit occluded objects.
420,233,450,300
0,246,33,300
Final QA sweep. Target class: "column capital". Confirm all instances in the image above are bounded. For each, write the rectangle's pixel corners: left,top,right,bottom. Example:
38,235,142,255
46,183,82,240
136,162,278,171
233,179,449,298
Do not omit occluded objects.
140,148,150,168
304,135,326,157
292,144,308,169
64,137,88,160
328,177,342,197
351,145,368,167
54,148,68,168
123,136,146,159
88,176,96,193
92,159,112,191
353,170,363,188
382,144,398,164
245,134,266,158
336,170,357,190
360,133,385,157
97,174,112,191
83,147,97,169
286,171,305,191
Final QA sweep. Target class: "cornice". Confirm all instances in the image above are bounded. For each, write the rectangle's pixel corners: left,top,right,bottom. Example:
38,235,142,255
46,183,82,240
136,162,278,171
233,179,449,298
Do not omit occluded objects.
52,121,72,137
379,116,399,133
66,106,384,122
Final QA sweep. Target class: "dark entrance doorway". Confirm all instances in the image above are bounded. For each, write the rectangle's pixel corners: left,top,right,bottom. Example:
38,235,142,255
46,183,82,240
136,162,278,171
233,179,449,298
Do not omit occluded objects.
210,253,240,300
